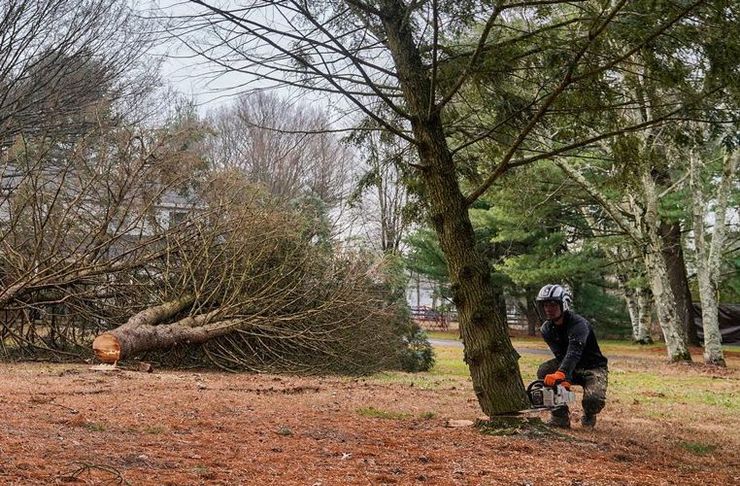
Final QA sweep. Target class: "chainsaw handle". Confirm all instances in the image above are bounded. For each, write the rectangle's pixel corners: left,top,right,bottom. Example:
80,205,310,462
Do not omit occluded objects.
527,378,571,391
526,379,546,393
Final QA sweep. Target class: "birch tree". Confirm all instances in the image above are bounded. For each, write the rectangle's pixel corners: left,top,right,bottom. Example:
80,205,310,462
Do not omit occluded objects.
611,248,654,344
555,158,691,360
689,148,738,366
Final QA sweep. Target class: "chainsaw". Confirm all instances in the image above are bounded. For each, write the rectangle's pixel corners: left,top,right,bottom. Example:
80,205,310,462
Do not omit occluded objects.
526,379,576,410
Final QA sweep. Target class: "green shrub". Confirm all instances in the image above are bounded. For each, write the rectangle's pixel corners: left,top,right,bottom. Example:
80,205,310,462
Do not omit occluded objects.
398,326,435,372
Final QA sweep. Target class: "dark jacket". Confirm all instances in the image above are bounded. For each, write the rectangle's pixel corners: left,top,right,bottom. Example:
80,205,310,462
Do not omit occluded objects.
541,310,608,377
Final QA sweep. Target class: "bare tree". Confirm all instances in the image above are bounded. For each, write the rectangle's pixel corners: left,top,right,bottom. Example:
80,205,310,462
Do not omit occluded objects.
347,122,415,254
0,0,159,147
205,92,353,204
164,0,718,416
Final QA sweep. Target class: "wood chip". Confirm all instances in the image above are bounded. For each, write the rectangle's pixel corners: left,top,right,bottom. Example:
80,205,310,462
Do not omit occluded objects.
445,419,474,428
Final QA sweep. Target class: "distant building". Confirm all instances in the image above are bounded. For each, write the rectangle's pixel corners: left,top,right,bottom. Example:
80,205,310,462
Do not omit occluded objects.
406,273,439,309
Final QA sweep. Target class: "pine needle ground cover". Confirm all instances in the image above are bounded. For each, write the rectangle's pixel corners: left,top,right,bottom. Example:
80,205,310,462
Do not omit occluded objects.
1,340,737,485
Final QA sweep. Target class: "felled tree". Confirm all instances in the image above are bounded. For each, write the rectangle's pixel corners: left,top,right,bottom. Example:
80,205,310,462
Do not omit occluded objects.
0,120,206,354
93,173,407,374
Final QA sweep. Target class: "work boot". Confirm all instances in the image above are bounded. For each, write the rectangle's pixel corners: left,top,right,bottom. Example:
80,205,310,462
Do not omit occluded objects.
581,414,597,428
546,407,570,428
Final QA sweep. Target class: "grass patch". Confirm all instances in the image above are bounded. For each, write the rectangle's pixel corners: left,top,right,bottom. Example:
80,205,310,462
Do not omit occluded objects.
610,371,739,412
143,425,167,435
276,426,293,436
680,442,718,455
84,422,106,432
428,345,469,377
419,411,437,420
357,406,411,420
369,371,464,390
426,330,460,341
193,465,216,480
428,340,543,379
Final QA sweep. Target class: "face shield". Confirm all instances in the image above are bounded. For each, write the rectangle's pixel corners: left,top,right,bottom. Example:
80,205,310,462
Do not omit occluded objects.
538,299,564,320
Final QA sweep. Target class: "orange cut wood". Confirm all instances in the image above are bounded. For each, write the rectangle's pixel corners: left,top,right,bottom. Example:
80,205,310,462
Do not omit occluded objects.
92,333,121,363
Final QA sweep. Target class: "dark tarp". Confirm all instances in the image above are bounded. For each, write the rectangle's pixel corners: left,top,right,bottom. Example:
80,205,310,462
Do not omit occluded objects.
693,303,740,345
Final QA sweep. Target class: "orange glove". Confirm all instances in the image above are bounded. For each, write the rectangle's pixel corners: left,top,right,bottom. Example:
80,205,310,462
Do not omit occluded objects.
544,370,566,387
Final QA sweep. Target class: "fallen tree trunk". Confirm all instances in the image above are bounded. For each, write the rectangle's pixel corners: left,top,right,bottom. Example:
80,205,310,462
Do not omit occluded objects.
93,314,246,363
93,294,196,362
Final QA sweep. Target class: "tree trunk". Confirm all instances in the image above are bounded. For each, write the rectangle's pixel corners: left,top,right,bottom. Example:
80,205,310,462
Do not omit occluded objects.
616,274,640,341
689,150,736,366
659,221,699,346
643,248,689,360
93,295,249,363
93,315,244,363
421,133,529,415
636,286,654,344
381,2,529,414
695,272,724,366
525,295,539,337
640,171,690,361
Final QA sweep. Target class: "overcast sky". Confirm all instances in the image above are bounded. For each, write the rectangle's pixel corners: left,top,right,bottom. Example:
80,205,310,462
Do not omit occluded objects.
147,1,342,119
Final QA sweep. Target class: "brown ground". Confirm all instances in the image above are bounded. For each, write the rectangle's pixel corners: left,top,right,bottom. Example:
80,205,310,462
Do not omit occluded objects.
1,348,738,486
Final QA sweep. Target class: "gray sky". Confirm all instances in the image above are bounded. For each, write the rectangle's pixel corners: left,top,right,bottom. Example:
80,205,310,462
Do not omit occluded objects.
148,0,340,117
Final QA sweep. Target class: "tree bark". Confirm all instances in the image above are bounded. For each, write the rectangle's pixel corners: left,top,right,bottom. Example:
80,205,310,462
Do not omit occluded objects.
636,286,654,344
617,274,641,341
93,315,245,364
695,272,724,366
381,2,529,415
690,150,736,366
418,125,528,414
525,295,539,337
93,294,196,362
659,221,699,345
643,243,689,359
640,171,690,361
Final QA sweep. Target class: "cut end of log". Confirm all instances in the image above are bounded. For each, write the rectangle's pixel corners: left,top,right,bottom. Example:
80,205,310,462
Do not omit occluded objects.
92,334,121,364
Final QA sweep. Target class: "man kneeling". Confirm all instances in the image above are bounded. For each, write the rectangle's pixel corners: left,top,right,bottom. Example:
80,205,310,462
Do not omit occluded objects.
535,284,609,428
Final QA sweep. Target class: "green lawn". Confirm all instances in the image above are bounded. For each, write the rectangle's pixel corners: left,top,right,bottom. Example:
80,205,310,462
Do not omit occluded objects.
370,338,740,424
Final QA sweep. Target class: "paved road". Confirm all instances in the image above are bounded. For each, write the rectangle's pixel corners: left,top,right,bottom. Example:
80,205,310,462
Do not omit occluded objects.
430,338,649,362
429,338,552,356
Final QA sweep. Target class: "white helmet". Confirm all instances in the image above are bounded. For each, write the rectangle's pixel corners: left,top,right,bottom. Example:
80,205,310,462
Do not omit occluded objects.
536,284,572,312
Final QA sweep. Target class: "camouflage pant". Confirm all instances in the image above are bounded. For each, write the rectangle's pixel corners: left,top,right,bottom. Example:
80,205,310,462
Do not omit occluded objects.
537,359,608,417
